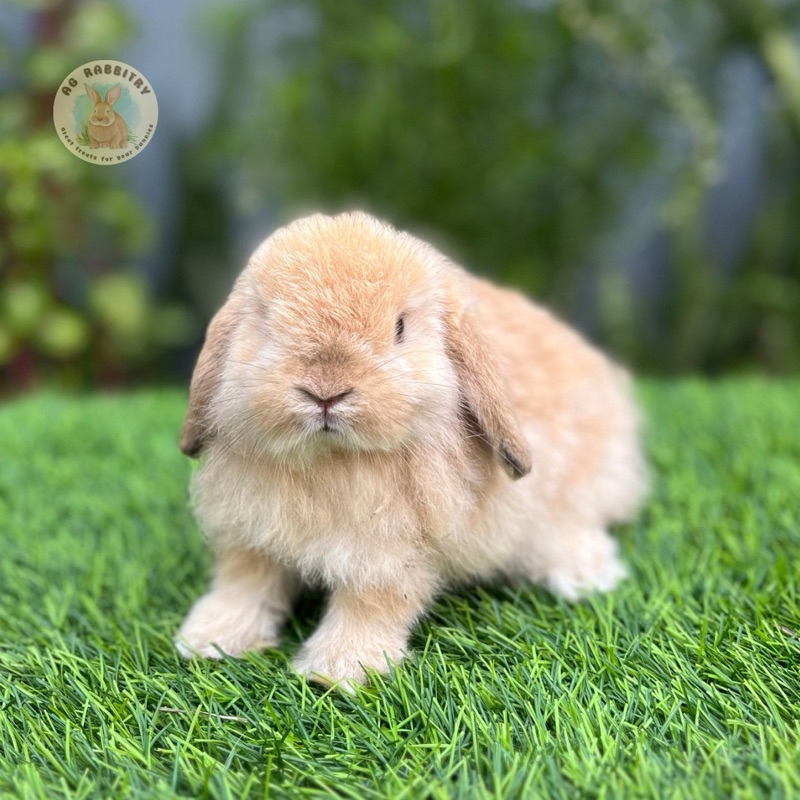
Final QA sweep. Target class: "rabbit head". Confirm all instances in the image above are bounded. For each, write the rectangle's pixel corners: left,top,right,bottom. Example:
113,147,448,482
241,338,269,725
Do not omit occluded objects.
180,212,530,479
85,84,121,127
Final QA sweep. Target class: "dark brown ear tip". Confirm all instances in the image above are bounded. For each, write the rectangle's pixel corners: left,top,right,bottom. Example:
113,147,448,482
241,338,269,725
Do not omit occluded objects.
179,435,203,458
501,448,531,480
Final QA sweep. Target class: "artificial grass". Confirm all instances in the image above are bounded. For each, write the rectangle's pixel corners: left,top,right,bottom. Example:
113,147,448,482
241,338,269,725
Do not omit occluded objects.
0,380,798,799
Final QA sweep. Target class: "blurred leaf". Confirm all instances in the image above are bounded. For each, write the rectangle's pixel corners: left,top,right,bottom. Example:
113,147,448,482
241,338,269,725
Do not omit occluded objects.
88,273,148,338
27,135,77,174
92,187,152,251
2,281,51,335
64,0,135,52
150,304,198,348
5,180,39,217
761,26,800,131
0,324,14,366
35,308,89,359
0,96,28,132
25,45,78,90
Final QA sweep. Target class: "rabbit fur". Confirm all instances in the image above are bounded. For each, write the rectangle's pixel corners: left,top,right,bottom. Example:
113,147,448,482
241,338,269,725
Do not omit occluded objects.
175,212,648,689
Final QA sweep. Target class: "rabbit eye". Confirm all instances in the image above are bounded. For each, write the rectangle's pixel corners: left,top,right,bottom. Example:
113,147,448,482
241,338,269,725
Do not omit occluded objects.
395,315,405,343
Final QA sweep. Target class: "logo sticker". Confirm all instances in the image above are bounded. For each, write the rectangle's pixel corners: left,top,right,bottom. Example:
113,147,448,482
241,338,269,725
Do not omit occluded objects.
53,60,158,164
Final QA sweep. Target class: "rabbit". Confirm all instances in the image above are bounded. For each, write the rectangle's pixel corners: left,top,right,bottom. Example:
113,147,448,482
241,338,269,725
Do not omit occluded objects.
84,84,128,149
175,212,648,689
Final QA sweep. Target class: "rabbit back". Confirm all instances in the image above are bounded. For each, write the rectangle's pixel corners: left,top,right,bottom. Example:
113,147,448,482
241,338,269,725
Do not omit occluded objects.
465,274,647,532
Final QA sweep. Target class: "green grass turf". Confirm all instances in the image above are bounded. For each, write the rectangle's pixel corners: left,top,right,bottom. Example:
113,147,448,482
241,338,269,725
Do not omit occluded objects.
1,380,799,799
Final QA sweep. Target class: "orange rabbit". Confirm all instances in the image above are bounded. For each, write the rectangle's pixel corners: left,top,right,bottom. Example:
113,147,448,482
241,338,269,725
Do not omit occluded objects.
175,212,649,689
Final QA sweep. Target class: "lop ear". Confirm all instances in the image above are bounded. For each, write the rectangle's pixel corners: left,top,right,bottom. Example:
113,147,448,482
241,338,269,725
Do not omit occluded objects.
444,305,531,479
179,291,245,458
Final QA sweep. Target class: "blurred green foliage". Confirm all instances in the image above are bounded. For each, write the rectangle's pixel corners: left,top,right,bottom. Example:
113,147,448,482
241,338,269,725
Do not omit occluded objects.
198,0,800,373
3,0,800,388
0,0,194,391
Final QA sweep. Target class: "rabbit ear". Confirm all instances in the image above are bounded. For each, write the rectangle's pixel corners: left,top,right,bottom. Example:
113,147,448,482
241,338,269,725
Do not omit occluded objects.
444,305,531,479
179,292,245,458
85,84,100,105
105,84,122,105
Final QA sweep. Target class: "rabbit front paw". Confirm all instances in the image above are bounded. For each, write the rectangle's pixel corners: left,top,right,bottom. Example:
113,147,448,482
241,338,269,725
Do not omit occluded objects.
292,637,405,692
175,590,281,659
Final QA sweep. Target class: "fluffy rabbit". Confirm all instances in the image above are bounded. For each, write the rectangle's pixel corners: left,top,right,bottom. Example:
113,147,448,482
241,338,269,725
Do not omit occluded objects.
175,212,647,688
85,84,128,149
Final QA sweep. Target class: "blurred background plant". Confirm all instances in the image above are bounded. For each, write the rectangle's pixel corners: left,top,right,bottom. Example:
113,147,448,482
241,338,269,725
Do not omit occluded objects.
2,0,800,395
204,0,800,374
0,0,195,391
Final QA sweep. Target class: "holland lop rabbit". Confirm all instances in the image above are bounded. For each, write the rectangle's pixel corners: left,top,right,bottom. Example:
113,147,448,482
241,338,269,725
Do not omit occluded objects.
175,212,647,689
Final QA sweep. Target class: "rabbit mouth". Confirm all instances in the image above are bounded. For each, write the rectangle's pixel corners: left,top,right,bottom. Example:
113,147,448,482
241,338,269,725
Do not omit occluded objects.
91,118,114,127
306,412,354,443
313,415,345,435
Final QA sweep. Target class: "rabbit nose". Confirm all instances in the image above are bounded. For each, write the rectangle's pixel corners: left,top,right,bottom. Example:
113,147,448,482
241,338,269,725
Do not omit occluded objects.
297,387,353,410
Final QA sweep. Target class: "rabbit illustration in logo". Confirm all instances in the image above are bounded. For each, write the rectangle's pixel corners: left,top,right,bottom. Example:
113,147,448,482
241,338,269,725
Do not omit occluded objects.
84,83,128,149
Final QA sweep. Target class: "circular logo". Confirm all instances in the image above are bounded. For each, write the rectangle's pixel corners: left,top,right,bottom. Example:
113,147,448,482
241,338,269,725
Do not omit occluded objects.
53,60,158,165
